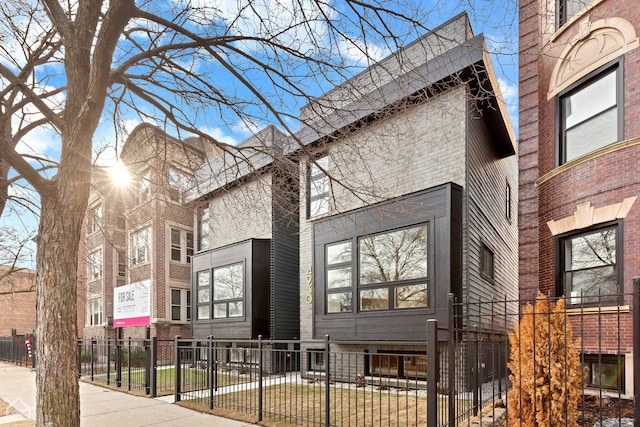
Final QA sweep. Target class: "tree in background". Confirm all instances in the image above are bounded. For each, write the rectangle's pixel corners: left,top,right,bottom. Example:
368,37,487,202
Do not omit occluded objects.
507,294,583,427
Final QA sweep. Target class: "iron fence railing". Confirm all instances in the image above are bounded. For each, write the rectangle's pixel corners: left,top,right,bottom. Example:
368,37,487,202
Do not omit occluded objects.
5,278,640,426
0,332,35,367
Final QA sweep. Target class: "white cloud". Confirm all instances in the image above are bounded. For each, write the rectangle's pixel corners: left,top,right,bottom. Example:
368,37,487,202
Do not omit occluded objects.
200,126,241,145
337,38,391,65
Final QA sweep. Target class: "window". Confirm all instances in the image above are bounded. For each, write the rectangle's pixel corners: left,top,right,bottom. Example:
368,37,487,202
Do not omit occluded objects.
308,350,325,371
116,215,126,230
167,167,193,202
481,244,494,281
308,156,330,217
136,170,151,204
197,207,210,251
88,204,102,234
369,352,426,379
324,224,429,314
131,227,151,265
559,65,621,164
561,225,619,306
88,298,103,326
212,263,244,318
88,249,102,280
505,181,512,222
558,0,594,26
170,228,194,263
196,270,211,320
583,354,624,391
171,288,191,322
117,250,126,277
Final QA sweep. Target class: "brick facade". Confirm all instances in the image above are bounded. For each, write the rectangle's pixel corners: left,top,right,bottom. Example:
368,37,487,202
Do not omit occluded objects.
519,0,640,397
0,267,36,336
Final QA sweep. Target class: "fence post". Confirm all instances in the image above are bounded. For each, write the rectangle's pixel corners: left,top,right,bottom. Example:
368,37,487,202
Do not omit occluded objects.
448,293,456,427
208,335,214,410
150,336,157,398
127,337,132,391
174,335,181,403
107,338,111,386
258,335,263,422
77,338,82,378
324,334,330,427
116,336,122,388
427,319,438,427
633,277,640,426
91,338,96,381
144,329,151,395
30,334,35,369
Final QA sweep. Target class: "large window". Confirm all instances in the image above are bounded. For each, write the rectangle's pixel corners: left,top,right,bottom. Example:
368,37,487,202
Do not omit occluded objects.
369,352,427,379
131,227,151,265
88,249,103,280
325,224,429,314
117,250,126,277
559,65,621,164
196,263,244,319
171,288,191,322
88,298,103,326
560,225,619,306
213,263,244,318
308,156,330,218
170,228,194,263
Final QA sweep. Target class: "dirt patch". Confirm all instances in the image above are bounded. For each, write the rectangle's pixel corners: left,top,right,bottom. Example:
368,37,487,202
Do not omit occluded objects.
0,398,35,426
578,395,634,426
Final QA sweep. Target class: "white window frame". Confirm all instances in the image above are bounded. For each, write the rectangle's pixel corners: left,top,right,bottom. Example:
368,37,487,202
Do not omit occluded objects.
88,204,102,234
197,207,210,251
131,226,151,265
88,298,103,326
170,228,194,263
136,169,151,204
170,288,191,322
87,248,103,280
116,250,126,277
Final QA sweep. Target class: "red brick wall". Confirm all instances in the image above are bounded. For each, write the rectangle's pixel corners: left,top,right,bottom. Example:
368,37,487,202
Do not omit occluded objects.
0,268,36,336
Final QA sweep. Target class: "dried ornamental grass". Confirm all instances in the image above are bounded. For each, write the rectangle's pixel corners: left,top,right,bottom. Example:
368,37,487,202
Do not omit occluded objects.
507,294,583,427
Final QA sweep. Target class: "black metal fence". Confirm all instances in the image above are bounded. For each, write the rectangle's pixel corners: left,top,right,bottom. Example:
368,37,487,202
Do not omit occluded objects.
0,330,35,368
4,280,639,426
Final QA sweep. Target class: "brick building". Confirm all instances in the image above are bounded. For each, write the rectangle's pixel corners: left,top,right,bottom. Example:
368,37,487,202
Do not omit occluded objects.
81,124,211,340
0,266,36,336
519,0,639,397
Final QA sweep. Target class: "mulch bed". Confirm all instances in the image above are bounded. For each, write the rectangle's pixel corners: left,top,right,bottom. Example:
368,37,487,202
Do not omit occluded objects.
578,395,634,426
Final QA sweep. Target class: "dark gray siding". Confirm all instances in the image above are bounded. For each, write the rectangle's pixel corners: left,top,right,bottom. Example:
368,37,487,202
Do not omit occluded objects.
271,167,300,339
312,183,462,340
465,100,519,327
191,239,271,339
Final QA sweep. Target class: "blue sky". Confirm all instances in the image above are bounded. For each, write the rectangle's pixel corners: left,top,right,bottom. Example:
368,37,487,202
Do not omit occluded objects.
1,0,519,269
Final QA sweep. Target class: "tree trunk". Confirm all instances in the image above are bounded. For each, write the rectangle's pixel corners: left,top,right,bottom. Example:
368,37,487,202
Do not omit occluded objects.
35,193,86,426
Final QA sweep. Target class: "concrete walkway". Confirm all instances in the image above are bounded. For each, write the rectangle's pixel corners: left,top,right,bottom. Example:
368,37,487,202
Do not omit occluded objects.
0,362,256,426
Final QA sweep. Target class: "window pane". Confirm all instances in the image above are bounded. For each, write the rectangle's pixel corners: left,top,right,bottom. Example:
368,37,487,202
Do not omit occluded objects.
395,284,428,308
360,288,389,311
310,198,329,217
360,226,427,284
198,288,210,304
197,270,210,287
172,306,181,321
565,107,617,161
213,303,227,318
327,292,352,313
327,267,351,289
213,263,244,301
590,358,623,390
198,305,210,320
371,354,398,376
327,242,351,265
565,228,618,304
228,301,243,317
172,289,180,304
404,355,427,378
565,70,616,128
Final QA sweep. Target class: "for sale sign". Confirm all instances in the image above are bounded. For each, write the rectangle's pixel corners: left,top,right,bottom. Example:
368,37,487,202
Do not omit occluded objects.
113,280,151,327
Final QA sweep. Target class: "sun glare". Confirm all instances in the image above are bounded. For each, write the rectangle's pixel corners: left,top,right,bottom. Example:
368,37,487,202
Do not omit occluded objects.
107,163,131,188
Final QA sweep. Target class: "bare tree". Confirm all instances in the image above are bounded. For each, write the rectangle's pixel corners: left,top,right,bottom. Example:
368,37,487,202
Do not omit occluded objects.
0,0,518,425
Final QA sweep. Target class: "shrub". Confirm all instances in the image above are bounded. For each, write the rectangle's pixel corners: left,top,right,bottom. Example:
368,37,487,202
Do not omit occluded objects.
507,293,583,427
119,347,146,368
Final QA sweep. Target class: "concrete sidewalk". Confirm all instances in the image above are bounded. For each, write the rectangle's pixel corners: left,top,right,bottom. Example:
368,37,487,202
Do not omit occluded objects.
0,362,256,426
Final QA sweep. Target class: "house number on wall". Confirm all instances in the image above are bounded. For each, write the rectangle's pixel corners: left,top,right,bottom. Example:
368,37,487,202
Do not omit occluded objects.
305,266,313,304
